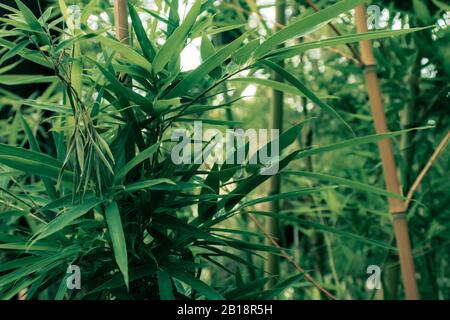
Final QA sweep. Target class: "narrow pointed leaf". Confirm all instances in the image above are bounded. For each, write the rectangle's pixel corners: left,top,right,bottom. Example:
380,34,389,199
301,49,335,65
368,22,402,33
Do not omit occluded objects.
105,201,129,289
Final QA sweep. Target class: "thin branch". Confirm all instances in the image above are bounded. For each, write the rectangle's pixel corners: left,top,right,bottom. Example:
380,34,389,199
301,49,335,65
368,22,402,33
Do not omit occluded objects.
246,212,338,300
405,130,450,209
304,0,361,64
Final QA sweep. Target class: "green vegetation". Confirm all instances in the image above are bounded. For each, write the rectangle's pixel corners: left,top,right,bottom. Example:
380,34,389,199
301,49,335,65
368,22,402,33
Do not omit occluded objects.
0,0,448,300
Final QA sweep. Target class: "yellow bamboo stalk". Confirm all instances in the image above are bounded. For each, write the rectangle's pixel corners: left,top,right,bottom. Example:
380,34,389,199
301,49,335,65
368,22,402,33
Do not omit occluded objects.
114,0,130,83
114,0,129,44
355,5,419,300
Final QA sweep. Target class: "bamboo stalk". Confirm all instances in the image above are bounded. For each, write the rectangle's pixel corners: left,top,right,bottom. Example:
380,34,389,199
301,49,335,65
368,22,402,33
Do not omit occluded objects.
114,0,129,45
114,0,130,83
355,5,419,300
265,0,286,286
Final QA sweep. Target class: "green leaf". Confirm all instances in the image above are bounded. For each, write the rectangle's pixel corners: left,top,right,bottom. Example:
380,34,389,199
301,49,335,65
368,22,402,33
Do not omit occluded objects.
128,3,156,62
413,0,432,23
169,269,225,300
225,277,271,299
216,122,308,212
262,60,354,135
200,34,222,79
0,249,77,289
259,273,305,299
431,0,450,11
15,0,50,45
81,0,97,24
283,171,405,199
232,38,260,65
152,214,226,245
93,60,156,116
198,163,220,221
205,24,247,36
33,198,103,242
264,27,430,61
55,272,70,300
295,127,431,159
157,269,175,300
121,178,176,193
114,143,160,182
89,265,157,294
0,40,30,65
153,0,201,74
20,113,58,199
0,75,58,85
0,38,51,67
230,77,303,96
15,99,71,114
254,0,365,57
0,143,73,183
105,201,129,289
95,35,152,71
0,242,62,252
200,34,216,60
40,192,96,212
236,187,336,212
166,32,247,98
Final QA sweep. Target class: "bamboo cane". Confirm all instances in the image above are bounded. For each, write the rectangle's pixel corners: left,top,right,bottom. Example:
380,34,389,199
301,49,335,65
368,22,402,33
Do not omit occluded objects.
355,5,419,300
114,0,129,84
265,0,286,286
114,0,129,44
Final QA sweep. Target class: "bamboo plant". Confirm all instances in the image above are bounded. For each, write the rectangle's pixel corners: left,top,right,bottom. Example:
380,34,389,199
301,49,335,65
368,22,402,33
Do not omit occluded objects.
0,0,432,300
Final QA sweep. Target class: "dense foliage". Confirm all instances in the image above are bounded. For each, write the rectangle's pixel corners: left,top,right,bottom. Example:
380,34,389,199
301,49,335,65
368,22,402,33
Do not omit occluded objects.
0,0,448,300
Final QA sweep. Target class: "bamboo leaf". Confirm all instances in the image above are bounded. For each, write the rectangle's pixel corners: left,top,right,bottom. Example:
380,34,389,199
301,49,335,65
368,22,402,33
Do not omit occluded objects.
33,198,103,242
283,171,405,199
254,0,365,57
224,277,271,299
157,269,175,300
0,143,73,183
0,75,58,85
152,214,226,244
258,273,305,300
114,143,160,182
264,27,431,61
15,0,50,45
105,201,129,289
93,60,156,116
153,0,201,74
166,32,247,98
295,127,432,159
169,269,225,300
121,178,176,193
0,38,51,67
262,60,354,135
128,3,156,62
20,113,58,199
95,35,152,71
